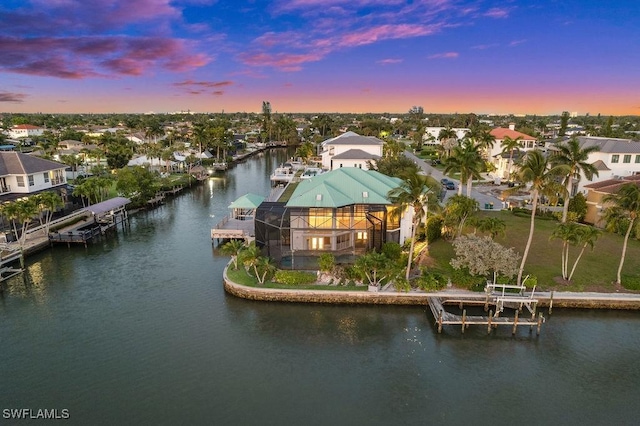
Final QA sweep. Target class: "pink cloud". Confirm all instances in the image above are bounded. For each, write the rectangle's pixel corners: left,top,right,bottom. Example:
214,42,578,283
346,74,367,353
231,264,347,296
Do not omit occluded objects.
174,80,234,88
471,43,499,50
428,52,459,59
0,35,209,79
509,39,527,47
238,52,323,71
338,24,436,47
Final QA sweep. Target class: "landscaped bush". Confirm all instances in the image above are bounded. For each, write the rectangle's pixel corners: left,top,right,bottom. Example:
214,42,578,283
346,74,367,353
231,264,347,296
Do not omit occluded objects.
415,270,446,291
318,253,335,273
425,216,443,243
393,277,411,292
450,267,486,291
381,242,402,261
273,270,317,285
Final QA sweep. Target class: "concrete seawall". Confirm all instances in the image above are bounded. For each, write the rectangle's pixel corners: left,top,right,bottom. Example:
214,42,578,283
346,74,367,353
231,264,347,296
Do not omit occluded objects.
223,266,640,310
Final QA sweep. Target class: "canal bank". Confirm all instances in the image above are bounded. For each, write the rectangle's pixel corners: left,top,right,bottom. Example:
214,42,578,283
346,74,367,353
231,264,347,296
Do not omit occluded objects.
223,264,640,310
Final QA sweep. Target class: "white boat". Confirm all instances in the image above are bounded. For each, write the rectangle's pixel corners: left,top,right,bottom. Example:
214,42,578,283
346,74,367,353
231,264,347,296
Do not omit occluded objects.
270,166,295,186
300,167,325,179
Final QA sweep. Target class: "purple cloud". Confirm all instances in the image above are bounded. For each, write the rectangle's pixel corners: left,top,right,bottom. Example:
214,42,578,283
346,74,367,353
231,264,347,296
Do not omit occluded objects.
377,58,403,65
484,7,511,19
0,91,27,103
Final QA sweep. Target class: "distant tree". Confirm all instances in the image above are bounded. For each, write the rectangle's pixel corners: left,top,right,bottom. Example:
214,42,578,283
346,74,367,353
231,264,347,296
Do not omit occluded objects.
500,136,522,181
559,111,570,136
442,195,479,239
116,166,159,205
443,141,484,196
368,155,418,178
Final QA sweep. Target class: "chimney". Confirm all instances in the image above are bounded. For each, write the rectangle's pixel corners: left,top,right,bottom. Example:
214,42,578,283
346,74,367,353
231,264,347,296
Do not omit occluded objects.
508,123,516,131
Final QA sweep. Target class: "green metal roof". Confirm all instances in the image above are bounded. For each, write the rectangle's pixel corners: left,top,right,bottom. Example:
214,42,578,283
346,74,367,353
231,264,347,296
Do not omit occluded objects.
229,193,266,209
285,168,402,208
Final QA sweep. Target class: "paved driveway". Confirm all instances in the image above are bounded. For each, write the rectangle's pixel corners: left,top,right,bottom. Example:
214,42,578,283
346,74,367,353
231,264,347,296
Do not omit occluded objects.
403,150,505,210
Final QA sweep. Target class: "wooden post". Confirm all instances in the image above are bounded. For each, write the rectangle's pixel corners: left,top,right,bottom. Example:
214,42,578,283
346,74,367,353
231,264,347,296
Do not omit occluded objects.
437,310,443,333
537,313,543,335
487,310,493,334
484,294,489,312
512,310,519,335
461,309,466,333
549,291,554,315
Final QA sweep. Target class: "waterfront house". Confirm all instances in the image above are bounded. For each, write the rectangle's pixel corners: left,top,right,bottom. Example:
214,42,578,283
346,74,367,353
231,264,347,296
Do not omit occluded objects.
320,131,383,171
583,175,640,227
0,152,67,197
555,136,640,195
255,167,413,265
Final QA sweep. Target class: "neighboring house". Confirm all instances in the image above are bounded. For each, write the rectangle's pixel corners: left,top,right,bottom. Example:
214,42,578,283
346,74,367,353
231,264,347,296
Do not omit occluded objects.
559,136,640,195
255,167,413,264
423,127,470,144
320,131,383,171
489,125,539,179
8,124,44,140
583,175,640,227
0,152,67,196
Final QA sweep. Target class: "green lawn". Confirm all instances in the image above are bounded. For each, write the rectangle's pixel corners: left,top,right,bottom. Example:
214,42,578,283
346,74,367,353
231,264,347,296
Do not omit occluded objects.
427,210,640,292
226,265,367,291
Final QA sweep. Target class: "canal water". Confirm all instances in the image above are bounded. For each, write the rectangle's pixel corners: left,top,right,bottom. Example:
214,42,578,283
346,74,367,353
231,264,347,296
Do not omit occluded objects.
1,149,639,425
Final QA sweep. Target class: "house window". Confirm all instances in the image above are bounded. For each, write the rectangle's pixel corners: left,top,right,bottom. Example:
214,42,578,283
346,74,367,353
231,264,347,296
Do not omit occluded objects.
611,155,619,163
44,173,50,183
309,236,330,250
308,208,333,228
623,155,631,163
636,155,640,163
356,231,368,240
28,175,35,186
17,176,25,187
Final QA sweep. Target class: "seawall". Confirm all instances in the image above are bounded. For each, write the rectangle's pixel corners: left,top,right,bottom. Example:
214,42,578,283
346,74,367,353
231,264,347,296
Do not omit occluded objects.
223,266,640,310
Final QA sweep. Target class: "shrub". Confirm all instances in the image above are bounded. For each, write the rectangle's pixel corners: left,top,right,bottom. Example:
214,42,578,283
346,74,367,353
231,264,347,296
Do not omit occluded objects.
318,253,335,273
568,193,587,221
393,277,411,292
425,216,443,243
416,271,445,291
450,267,486,291
273,270,317,285
381,242,402,261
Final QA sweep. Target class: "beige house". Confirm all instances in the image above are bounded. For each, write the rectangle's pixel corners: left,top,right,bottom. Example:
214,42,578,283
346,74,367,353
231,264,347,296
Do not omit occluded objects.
583,175,640,227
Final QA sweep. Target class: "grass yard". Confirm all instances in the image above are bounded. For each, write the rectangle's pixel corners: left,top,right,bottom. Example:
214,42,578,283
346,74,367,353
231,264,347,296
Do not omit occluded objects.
226,265,367,291
426,210,640,292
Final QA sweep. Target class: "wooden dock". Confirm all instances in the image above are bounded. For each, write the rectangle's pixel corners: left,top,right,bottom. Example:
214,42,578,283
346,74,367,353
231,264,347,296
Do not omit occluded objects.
427,282,545,334
211,216,255,242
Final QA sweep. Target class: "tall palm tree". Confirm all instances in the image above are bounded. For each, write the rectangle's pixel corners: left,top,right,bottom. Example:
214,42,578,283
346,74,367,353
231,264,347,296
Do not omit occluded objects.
550,222,581,280
515,150,564,285
14,198,38,246
444,142,484,196
551,137,599,223
603,183,640,285
387,171,440,280
220,239,246,270
500,136,522,181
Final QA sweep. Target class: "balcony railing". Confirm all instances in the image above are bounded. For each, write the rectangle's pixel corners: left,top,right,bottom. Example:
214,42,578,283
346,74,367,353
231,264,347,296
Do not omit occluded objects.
0,185,10,194
51,177,65,185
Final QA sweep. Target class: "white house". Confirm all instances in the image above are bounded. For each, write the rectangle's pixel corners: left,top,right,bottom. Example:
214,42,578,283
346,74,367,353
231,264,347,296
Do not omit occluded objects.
561,136,640,195
489,125,539,179
0,152,67,196
423,127,470,144
320,131,383,171
8,124,44,140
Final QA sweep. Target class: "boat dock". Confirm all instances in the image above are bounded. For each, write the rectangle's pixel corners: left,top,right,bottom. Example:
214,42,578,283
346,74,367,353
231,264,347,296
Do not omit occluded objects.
427,282,545,334
211,216,255,242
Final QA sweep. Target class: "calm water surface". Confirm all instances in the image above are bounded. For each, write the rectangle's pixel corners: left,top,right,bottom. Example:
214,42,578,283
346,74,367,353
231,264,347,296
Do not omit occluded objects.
1,149,639,425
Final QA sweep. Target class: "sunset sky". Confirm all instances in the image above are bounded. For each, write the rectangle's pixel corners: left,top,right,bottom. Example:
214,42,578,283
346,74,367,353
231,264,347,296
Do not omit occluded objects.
1,0,638,115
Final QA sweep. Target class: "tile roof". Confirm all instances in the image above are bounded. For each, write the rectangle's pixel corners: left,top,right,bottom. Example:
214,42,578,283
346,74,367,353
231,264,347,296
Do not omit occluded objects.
584,175,640,193
286,167,401,208
0,152,66,176
321,131,384,146
13,124,42,130
576,136,640,154
591,160,611,171
490,127,536,141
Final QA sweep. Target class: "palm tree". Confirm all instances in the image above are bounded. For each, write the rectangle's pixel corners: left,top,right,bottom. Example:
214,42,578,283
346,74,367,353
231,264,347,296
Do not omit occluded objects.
387,171,440,280
550,222,581,280
220,239,246,270
602,183,640,285
444,141,484,196
14,198,38,246
34,192,63,235
0,202,21,243
477,217,506,239
438,127,458,158
515,150,564,285
568,225,601,281
442,194,479,239
551,137,599,223
500,135,522,181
